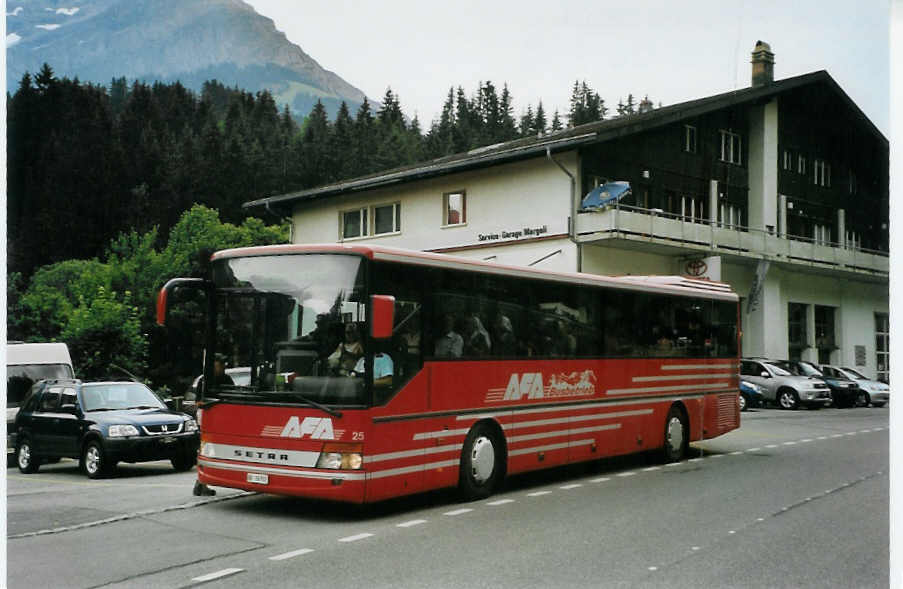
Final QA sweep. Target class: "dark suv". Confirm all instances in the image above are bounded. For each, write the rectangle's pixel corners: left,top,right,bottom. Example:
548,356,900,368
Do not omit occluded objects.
14,380,199,478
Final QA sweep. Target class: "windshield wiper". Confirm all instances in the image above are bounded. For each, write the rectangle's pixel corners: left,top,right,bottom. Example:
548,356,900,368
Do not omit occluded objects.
291,393,342,418
130,405,158,410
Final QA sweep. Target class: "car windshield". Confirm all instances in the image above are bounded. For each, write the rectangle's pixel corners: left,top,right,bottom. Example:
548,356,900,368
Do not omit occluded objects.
82,383,166,411
841,367,867,380
210,253,369,406
763,362,792,376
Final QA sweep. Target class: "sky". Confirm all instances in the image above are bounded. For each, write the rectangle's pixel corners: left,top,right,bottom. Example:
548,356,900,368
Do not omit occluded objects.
244,0,890,135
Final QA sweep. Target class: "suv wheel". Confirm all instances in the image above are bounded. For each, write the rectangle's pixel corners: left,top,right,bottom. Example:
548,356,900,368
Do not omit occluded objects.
82,441,111,479
16,436,40,473
855,391,870,408
778,389,799,410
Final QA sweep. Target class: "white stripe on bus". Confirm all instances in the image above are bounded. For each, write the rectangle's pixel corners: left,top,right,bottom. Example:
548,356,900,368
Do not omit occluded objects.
367,459,460,480
456,396,675,421
508,424,620,444
632,373,735,382
504,409,650,430
508,438,594,457
366,444,463,464
412,428,472,440
606,382,728,395
198,458,367,480
660,363,737,370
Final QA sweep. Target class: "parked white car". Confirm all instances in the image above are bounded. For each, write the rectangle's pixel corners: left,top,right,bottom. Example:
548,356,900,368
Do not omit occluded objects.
821,365,888,407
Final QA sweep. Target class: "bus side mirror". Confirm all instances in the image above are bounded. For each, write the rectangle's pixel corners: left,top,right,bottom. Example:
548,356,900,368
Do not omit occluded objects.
156,278,210,326
371,295,395,339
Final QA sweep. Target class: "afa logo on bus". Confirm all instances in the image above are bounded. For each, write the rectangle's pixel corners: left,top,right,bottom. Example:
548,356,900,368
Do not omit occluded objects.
280,416,335,440
497,370,597,401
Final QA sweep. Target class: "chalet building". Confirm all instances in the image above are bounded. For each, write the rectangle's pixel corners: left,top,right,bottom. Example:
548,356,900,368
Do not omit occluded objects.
246,42,889,381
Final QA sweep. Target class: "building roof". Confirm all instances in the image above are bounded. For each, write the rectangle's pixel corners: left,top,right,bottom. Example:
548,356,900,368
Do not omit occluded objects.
244,70,885,213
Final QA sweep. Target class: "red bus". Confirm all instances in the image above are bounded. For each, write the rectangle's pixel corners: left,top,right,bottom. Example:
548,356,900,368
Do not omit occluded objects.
158,244,740,503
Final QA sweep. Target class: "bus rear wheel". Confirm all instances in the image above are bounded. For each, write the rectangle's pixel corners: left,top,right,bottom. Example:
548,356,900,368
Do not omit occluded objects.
662,406,688,463
459,422,504,501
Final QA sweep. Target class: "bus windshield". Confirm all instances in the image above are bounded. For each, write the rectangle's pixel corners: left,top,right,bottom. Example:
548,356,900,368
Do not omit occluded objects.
211,253,369,406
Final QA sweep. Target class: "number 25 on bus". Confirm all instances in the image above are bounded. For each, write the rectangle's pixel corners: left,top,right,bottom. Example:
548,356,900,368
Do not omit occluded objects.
157,244,740,503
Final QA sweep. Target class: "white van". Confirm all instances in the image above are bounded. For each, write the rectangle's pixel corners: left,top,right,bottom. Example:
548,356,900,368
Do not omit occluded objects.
7,342,74,462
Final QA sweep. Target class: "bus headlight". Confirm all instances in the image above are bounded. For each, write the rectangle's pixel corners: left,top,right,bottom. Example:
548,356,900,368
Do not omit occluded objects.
316,443,363,470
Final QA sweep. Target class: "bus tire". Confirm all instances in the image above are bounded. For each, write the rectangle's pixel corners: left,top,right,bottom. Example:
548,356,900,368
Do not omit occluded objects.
459,422,504,501
662,405,688,463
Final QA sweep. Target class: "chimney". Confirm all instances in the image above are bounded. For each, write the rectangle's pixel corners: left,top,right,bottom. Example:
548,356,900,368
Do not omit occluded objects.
751,40,775,87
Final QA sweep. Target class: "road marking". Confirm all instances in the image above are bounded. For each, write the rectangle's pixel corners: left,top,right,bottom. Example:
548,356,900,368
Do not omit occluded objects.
801,438,813,443
269,548,314,561
590,477,610,483
487,499,515,505
691,546,700,551
817,436,828,440
560,483,583,489
746,448,761,452
444,508,473,516
846,432,857,436
338,533,373,543
729,451,743,455
616,472,637,478
688,458,703,463
831,434,843,438
710,454,724,458
859,430,872,434
728,530,736,534
192,568,243,582
527,490,552,496
396,519,427,528
642,466,661,472
648,566,658,571
765,444,778,448
783,441,797,446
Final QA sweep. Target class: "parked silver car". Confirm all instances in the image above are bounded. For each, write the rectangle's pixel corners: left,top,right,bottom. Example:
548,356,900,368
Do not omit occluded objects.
739,358,832,409
821,365,889,407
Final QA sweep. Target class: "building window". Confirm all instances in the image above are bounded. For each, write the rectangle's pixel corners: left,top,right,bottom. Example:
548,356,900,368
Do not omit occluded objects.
681,194,706,223
814,159,831,187
788,302,808,360
684,125,697,153
876,312,889,383
797,154,806,175
374,202,401,235
814,305,836,364
444,191,466,225
849,171,857,195
719,130,742,164
813,224,831,246
782,149,792,170
341,208,368,239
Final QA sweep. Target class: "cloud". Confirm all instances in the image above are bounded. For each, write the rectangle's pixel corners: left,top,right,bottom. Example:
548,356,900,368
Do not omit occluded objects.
36,24,62,31
6,7,23,16
7,33,22,47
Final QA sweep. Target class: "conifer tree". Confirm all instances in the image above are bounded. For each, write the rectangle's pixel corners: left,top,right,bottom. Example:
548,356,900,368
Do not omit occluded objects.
534,101,547,134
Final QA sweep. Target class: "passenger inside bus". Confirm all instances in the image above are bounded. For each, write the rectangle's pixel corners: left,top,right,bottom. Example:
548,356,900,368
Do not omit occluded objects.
491,314,517,357
434,314,463,358
328,323,364,375
462,314,491,356
350,352,394,387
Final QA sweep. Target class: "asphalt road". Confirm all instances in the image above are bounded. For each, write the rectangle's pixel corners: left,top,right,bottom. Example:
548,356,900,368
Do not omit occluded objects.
6,406,889,588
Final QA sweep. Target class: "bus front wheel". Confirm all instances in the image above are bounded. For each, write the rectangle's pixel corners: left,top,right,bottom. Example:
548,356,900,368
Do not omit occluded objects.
662,405,688,463
459,422,504,501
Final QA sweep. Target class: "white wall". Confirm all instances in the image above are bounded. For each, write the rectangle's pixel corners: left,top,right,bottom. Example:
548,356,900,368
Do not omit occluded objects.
291,154,577,254
747,99,779,232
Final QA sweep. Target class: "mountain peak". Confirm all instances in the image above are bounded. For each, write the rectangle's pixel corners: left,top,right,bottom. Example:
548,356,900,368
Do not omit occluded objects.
6,0,368,117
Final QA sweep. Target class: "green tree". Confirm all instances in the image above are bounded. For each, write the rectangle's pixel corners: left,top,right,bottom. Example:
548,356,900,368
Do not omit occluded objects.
62,287,148,380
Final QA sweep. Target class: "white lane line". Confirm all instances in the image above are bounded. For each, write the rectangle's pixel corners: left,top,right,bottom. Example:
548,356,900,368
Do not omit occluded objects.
642,466,661,472
269,548,314,561
396,519,427,528
648,566,658,571
831,434,843,438
765,444,778,448
444,508,473,516
192,568,244,583
711,454,724,458
590,477,610,483
527,490,552,497
616,472,637,478
338,533,374,543
688,458,703,463
746,448,761,452
487,499,515,505
691,546,701,551
845,432,857,436
817,436,828,440
664,462,681,467
801,438,813,443
859,429,872,434
729,451,743,456
783,441,797,446
560,483,583,489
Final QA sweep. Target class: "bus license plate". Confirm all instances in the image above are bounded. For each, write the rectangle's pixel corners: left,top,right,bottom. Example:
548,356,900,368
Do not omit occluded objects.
247,472,269,485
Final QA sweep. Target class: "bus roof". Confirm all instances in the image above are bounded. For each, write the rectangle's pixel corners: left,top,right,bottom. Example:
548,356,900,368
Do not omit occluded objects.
212,244,738,302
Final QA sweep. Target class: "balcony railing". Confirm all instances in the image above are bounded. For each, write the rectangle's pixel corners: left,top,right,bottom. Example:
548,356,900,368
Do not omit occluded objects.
575,204,888,277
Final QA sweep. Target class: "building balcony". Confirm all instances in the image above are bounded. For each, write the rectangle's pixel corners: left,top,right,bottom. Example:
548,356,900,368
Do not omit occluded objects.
575,205,888,280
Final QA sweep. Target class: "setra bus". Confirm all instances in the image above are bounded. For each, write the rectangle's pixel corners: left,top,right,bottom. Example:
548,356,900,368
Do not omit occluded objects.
157,244,740,503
